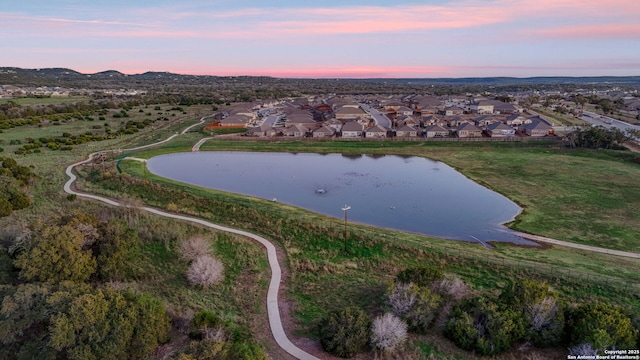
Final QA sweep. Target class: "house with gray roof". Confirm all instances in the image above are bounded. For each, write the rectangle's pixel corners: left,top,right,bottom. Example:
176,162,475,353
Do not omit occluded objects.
312,125,336,138
521,120,553,137
395,125,419,137
282,124,309,137
335,105,368,120
424,125,450,138
456,123,483,138
487,122,516,137
365,125,389,138
340,121,364,138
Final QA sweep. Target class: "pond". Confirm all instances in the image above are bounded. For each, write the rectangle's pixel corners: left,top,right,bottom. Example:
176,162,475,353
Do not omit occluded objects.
146,151,536,245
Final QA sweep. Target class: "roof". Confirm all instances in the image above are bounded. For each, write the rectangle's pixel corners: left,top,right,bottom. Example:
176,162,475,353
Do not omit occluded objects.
313,125,335,134
487,122,512,131
365,125,388,133
456,123,482,131
335,106,366,115
396,106,413,112
424,125,449,132
341,121,364,132
396,125,418,132
524,119,553,131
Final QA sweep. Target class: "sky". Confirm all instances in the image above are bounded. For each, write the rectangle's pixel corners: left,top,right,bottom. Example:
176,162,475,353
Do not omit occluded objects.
1,0,639,78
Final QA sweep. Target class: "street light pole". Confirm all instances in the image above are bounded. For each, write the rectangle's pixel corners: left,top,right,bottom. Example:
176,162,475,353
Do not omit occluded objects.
341,205,351,254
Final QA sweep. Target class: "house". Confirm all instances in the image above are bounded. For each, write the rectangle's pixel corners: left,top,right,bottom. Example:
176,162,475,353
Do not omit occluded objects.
424,125,450,138
284,109,317,130
447,116,468,128
526,115,553,126
246,125,280,137
491,101,521,114
522,119,553,137
403,116,421,127
218,114,252,128
325,118,343,132
395,125,419,137
418,104,441,115
505,114,530,127
486,122,516,137
474,115,502,128
312,125,336,138
396,106,414,116
456,123,483,138
422,115,444,127
341,121,364,138
470,101,494,114
365,125,389,138
381,100,405,111
442,106,465,116
335,105,368,120
282,124,309,137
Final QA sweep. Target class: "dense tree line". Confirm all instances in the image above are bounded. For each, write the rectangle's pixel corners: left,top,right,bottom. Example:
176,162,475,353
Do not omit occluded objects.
0,157,35,217
0,213,170,360
318,266,639,358
565,126,638,149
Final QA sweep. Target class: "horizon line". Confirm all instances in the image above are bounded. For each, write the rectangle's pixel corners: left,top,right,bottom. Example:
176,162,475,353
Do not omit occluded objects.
2,66,640,80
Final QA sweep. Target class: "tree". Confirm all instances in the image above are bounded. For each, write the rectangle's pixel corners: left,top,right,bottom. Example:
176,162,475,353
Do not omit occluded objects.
14,224,97,283
567,302,636,351
404,286,441,333
499,280,564,347
319,307,371,358
395,265,444,287
96,219,138,280
445,297,525,356
48,288,170,360
370,313,407,352
186,255,224,287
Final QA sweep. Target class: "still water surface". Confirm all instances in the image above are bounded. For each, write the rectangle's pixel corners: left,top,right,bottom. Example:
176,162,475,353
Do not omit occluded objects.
147,152,535,245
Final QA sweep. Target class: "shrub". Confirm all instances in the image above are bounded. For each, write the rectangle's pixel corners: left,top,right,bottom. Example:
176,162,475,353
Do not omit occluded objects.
445,297,525,356
370,313,407,352
568,343,598,357
66,194,77,201
0,198,12,217
388,282,416,317
404,287,441,333
500,280,564,347
431,274,470,301
395,266,444,287
319,307,371,358
567,302,636,351
186,255,224,287
180,236,211,262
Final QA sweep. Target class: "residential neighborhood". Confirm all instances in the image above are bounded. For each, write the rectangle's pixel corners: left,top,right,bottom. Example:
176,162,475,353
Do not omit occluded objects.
205,94,561,140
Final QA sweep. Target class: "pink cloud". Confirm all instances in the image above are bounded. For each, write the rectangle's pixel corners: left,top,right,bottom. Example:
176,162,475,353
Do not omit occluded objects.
523,23,640,40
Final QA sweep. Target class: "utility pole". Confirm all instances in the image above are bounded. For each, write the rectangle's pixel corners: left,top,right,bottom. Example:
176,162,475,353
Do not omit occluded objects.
341,205,351,254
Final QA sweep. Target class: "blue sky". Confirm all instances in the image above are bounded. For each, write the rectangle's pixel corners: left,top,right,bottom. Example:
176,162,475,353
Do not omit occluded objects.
1,0,639,78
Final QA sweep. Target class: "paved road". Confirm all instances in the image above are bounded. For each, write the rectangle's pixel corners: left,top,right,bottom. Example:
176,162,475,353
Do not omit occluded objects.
360,103,391,128
63,115,320,360
580,110,640,135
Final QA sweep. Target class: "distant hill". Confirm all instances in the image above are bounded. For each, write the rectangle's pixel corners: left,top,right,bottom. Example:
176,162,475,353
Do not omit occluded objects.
1,67,639,89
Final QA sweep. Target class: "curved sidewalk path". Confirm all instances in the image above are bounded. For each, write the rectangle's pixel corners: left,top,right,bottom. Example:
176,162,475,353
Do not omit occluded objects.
514,232,640,259
63,115,320,360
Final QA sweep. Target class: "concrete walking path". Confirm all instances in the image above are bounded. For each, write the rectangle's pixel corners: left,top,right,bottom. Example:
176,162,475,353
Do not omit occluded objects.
63,115,320,360
514,232,640,259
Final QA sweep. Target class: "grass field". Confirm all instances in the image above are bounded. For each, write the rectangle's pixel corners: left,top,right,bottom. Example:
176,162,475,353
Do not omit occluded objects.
528,106,587,126
0,96,90,105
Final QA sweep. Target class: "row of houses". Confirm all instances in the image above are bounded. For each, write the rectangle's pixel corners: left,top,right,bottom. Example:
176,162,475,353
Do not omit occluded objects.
245,117,553,139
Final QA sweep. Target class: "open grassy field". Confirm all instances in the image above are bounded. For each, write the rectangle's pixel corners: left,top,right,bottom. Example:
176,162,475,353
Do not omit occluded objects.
0,96,90,105
527,106,587,126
